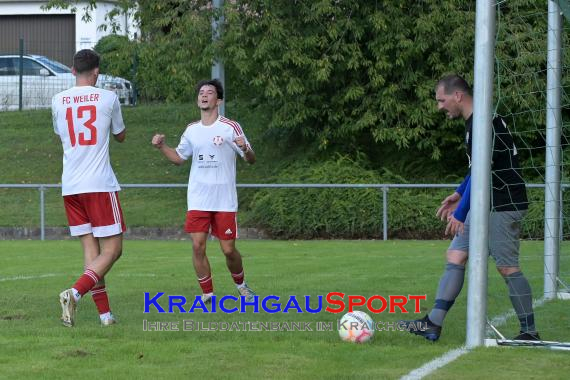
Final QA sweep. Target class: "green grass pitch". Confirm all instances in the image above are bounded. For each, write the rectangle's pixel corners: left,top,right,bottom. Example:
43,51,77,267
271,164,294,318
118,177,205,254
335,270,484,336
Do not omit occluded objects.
1,240,569,379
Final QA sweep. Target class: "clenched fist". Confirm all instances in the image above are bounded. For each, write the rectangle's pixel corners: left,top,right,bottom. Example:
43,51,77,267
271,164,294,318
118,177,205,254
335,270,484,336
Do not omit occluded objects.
234,136,248,152
152,134,165,149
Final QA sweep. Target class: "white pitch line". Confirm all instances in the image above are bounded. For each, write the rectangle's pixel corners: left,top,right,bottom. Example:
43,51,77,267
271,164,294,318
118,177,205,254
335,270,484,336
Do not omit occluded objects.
0,272,157,281
0,273,62,281
116,273,157,277
400,346,470,380
400,297,546,379
488,297,545,328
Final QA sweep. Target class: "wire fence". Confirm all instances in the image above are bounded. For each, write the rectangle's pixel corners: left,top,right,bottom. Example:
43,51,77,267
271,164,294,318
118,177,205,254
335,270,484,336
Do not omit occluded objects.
0,38,135,111
0,183,565,241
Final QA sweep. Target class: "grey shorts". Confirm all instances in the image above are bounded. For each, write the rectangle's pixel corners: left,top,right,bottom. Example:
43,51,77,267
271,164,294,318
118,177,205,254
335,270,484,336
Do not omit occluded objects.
448,210,527,267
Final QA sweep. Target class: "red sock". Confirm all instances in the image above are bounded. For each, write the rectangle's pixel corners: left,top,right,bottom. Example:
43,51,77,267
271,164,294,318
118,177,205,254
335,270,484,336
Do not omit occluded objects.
231,269,244,285
198,274,213,294
91,284,111,314
72,269,100,296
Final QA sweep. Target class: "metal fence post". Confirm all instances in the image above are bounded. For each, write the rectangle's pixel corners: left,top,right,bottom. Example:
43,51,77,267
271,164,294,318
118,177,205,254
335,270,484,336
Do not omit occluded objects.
212,0,225,116
39,185,45,241
382,187,388,241
19,38,24,111
561,187,564,241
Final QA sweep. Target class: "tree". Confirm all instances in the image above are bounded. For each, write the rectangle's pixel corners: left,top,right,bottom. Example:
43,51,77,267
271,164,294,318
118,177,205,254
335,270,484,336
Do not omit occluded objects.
45,0,555,171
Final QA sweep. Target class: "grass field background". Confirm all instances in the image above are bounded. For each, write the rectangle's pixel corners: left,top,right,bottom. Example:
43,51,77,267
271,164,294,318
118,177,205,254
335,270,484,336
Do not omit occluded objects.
0,104,562,242
0,104,280,228
1,240,569,379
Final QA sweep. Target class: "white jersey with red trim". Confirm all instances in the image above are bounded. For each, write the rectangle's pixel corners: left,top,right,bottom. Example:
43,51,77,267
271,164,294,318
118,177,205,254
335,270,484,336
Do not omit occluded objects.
52,86,125,196
175,115,251,212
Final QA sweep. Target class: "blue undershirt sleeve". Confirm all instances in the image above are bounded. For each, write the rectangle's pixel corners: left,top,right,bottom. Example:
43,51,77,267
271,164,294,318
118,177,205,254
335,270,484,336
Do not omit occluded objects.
453,176,471,223
455,174,470,196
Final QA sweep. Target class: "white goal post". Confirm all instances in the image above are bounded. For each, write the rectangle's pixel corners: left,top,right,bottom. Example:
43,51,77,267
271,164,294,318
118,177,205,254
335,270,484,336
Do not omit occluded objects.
467,0,565,348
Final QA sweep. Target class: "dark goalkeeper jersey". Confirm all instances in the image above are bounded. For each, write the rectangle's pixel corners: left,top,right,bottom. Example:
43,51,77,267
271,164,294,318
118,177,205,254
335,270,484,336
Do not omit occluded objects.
464,115,528,212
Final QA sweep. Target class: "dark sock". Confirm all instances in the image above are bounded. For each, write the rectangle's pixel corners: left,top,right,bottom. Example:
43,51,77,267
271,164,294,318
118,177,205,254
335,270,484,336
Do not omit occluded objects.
505,271,536,332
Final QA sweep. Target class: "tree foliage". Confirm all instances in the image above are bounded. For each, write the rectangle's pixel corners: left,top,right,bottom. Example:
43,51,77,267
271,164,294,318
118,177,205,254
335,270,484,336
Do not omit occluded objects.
43,0,134,32
44,0,559,167
222,1,476,159
134,0,214,102
93,35,136,82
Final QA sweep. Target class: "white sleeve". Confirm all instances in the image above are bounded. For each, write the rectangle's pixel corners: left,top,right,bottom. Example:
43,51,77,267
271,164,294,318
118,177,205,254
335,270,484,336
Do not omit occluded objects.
243,134,252,151
110,95,126,135
175,132,192,160
232,122,252,157
232,121,253,157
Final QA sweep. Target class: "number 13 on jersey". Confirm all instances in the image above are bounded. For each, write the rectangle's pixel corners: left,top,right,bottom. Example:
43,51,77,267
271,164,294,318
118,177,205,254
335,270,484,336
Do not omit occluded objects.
65,105,97,147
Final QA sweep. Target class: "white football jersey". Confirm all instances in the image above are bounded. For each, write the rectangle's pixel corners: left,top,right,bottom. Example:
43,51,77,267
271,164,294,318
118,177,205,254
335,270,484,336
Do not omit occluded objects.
52,86,125,196
175,116,251,212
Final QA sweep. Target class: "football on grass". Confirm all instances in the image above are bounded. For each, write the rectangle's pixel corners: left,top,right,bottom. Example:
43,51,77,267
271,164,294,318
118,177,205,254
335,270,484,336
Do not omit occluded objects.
338,311,375,343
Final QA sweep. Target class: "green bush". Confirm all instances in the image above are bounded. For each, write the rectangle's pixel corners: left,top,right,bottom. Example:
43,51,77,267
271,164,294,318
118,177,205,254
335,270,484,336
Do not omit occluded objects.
386,187,449,239
94,34,137,82
245,155,550,239
246,155,381,239
246,155,449,239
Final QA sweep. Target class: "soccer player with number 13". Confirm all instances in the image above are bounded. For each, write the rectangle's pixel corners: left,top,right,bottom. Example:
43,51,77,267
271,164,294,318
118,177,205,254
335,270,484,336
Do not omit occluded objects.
52,49,127,327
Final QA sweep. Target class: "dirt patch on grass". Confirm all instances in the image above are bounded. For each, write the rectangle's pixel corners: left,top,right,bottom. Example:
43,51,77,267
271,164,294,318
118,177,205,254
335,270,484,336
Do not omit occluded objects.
57,349,92,358
0,314,27,320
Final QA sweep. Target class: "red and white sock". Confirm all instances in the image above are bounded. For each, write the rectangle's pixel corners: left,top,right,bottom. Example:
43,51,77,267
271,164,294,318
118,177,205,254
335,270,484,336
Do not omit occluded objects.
231,269,245,286
71,269,100,302
198,274,214,294
91,283,111,315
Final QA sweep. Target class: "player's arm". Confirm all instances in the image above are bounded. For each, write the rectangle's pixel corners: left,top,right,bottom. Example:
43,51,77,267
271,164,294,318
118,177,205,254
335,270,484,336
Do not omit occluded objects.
114,129,126,143
151,134,185,165
453,175,471,223
51,96,62,136
444,175,471,236
234,136,256,164
445,180,470,236
111,96,127,143
455,173,470,197
436,174,469,221
242,146,256,164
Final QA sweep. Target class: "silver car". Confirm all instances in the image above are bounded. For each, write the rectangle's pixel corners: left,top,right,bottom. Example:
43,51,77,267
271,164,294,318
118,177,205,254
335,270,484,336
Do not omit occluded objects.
0,54,134,111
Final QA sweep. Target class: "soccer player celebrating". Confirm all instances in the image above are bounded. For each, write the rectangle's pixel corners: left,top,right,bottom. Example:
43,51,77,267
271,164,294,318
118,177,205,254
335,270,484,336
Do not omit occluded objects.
152,79,257,303
52,49,127,327
401,74,538,341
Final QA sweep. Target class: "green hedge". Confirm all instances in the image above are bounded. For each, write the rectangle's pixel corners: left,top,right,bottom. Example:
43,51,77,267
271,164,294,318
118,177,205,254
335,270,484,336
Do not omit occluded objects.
246,155,384,239
244,155,554,239
244,155,448,239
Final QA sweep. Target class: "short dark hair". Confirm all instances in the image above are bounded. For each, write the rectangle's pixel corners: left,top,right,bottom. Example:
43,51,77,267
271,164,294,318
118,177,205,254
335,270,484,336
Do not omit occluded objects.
437,74,472,96
195,79,224,100
73,49,100,74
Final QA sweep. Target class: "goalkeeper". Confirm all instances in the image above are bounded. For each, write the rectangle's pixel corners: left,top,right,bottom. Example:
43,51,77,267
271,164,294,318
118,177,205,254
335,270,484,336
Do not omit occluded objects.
402,74,539,342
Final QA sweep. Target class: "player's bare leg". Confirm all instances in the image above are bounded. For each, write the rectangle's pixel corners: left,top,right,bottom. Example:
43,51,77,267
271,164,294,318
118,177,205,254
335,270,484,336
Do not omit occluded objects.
219,239,243,274
85,234,123,276
191,232,214,302
219,239,256,302
82,235,116,326
191,232,211,276
59,233,122,327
